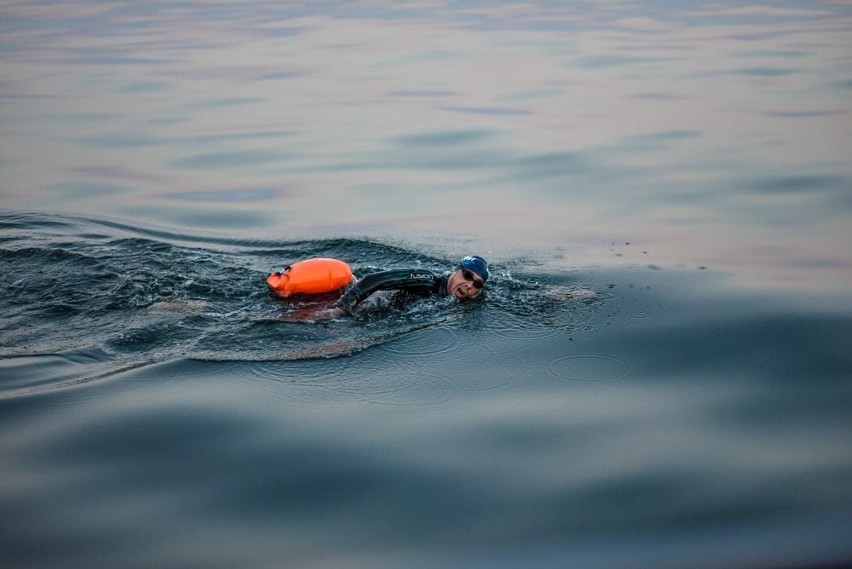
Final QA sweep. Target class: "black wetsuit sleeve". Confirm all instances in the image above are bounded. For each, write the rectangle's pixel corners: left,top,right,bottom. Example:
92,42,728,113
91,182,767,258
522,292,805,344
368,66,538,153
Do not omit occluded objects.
334,269,443,315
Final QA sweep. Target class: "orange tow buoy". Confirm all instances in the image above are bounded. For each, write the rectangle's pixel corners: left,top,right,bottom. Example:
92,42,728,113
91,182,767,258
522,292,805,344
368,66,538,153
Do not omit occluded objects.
267,257,353,297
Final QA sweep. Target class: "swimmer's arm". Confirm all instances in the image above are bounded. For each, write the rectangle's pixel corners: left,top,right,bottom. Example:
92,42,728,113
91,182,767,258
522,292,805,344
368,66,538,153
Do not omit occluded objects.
309,278,379,320
332,270,412,315
320,269,436,318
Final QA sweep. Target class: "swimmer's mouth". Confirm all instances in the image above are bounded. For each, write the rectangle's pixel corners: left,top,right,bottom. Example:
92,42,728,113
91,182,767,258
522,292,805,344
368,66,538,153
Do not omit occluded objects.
453,283,474,299
453,284,466,299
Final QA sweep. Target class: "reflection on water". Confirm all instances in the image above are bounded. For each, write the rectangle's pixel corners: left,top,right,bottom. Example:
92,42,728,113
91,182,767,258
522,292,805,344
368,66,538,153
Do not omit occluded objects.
2,2,852,568
2,1,851,289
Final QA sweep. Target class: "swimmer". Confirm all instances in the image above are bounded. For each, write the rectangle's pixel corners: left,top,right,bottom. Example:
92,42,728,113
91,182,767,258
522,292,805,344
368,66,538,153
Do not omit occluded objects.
313,255,490,320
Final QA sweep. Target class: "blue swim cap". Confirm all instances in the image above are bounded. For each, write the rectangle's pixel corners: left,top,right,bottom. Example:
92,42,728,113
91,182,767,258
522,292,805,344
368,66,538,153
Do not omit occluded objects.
459,255,489,283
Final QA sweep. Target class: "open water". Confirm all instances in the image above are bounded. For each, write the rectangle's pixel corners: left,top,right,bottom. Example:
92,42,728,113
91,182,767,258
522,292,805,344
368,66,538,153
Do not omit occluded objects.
2,3,852,568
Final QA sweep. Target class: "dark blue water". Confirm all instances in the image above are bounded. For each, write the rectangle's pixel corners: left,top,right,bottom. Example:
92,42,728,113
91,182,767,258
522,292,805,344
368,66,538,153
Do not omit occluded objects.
3,2,852,568
3,212,851,568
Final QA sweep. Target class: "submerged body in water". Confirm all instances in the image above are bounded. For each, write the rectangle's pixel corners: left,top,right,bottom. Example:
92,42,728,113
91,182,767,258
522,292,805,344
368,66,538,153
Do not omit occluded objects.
298,255,491,320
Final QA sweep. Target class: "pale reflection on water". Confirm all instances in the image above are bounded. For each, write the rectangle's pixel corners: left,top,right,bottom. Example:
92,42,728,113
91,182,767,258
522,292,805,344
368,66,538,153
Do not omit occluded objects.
2,2,851,290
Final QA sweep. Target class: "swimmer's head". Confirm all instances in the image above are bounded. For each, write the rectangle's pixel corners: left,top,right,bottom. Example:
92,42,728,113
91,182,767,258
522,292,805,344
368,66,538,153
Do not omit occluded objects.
459,255,489,284
447,255,489,300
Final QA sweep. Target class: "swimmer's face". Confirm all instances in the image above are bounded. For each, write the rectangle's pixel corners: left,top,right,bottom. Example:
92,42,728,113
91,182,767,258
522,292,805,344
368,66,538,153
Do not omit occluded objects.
448,268,484,300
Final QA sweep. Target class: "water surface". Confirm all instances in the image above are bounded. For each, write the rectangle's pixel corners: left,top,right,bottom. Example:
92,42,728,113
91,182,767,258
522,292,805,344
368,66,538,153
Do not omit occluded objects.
2,2,852,568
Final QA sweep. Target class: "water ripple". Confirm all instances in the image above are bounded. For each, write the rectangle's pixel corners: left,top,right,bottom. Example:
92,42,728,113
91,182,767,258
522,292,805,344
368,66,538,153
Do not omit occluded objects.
547,354,631,383
381,325,462,356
